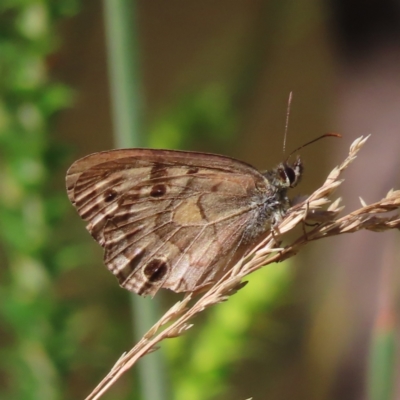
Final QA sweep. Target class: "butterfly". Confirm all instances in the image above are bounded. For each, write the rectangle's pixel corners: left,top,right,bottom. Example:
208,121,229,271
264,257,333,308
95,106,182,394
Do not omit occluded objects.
65,146,309,297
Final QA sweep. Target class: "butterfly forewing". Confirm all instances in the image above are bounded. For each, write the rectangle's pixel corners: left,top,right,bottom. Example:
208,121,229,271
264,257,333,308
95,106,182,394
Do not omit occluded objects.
66,149,280,296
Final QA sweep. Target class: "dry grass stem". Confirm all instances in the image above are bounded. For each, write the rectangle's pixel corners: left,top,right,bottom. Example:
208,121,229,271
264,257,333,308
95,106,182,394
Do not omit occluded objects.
85,135,400,400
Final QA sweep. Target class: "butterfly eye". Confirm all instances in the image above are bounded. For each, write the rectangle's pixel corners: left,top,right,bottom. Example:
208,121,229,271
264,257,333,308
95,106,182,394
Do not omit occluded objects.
285,158,303,188
285,166,296,185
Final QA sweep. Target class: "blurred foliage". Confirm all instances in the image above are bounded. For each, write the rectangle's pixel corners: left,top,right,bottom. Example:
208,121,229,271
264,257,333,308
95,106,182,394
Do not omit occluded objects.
0,2,78,400
148,84,237,154
367,312,396,400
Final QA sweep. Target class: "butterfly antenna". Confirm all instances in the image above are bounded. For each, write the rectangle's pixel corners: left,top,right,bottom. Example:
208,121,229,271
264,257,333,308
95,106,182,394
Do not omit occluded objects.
283,91,293,155
286,132,342,163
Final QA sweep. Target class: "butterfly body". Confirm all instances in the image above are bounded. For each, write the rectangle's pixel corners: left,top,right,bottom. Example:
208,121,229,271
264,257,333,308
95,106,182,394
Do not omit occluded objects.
66,149,303,296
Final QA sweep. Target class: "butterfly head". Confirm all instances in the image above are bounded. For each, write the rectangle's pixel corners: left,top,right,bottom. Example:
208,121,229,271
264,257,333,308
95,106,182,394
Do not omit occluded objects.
264,157,303,190
279,157,303,188
267,133,341,190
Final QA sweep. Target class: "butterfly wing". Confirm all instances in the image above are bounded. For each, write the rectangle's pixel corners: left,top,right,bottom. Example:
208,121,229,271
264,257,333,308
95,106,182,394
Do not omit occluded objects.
66,149,272,296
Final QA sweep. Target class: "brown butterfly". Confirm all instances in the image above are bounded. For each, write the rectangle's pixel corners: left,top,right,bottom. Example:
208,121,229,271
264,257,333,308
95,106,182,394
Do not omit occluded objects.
66,136,335,297
66,145,303,295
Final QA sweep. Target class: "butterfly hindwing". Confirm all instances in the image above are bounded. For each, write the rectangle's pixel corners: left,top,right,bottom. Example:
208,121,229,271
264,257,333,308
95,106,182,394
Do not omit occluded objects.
66,149,281,296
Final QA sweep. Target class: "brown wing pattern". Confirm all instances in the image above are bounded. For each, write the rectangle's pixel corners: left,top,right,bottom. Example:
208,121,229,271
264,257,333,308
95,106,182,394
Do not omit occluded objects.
66,149,271,296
